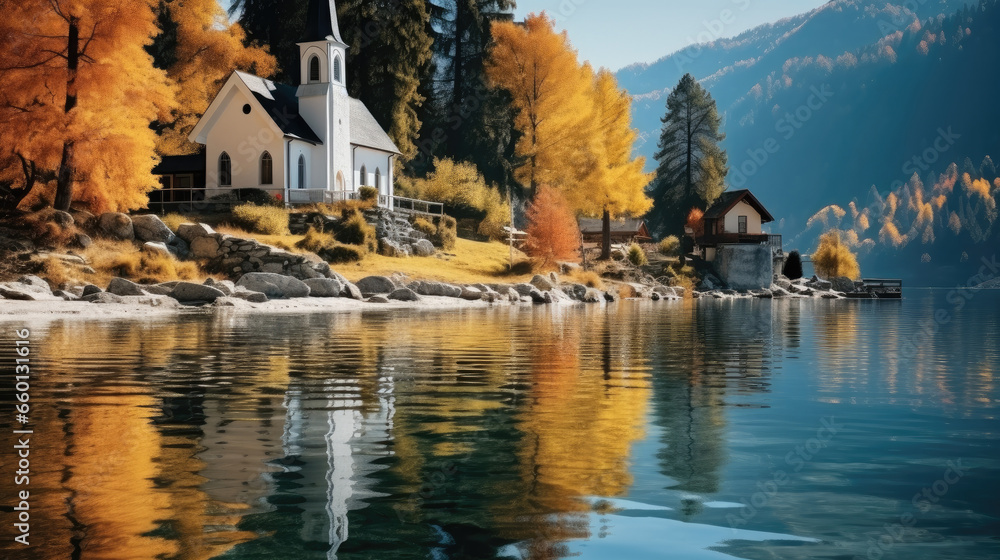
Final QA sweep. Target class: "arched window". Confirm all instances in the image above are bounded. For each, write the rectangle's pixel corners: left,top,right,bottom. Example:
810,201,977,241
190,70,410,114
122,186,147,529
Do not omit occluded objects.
375,168,381,190
359,165,367,186
336,171,346,191
297,154,306,188
260,152,273,185
219,152,231,186
309,55,321,83
333,55,342,83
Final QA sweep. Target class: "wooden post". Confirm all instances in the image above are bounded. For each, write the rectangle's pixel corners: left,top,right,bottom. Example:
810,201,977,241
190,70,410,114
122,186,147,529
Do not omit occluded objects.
508,186,515,272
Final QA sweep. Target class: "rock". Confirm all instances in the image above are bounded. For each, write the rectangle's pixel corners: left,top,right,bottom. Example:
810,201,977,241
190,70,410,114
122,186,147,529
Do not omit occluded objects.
751,289,774,299
82,284,102,297
604,291,618,303
412,239,435,257
304,278,343,298
775,277,793,291
513,283,536,297
460,286,483,301
142,284,174,296
176,223,216,242
204,278,235,296
698,277,716,291
530,274,556,291
562,283,587,301
83,292,125,304
18,275,51,292
142,241,173,258
0,284,49,301
71,209,95,229
558,262,581,274
831,276,857,293
356,275,396,296
236,272,311,299
47,210,74,227
770,285,790,298
388,287,421,302
583,288,604,303
120,295,181,308
341,282,363,300
98,213,134,240
166,237,190,259
651,291,661,301
52,290,79,301
368,296,390,304
529,288,547,303
72,233,93,249
107,277,147,297
168,282,226,303
549,272,560,284
379,239,410,257
190,236,222,259
231,287,268,303
131,214,175,243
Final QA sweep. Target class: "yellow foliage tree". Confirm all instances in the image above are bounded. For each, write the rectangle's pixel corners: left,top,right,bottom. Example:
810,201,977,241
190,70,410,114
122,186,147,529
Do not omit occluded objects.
813,230,861,280
0,0,174,213
485,13,596,194
153,0,276,155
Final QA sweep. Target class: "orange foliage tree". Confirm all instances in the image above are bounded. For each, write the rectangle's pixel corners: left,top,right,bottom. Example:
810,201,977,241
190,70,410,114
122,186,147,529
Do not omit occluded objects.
686,208,705,236
152,0,276,155
0,0,174,213
523,185,581,268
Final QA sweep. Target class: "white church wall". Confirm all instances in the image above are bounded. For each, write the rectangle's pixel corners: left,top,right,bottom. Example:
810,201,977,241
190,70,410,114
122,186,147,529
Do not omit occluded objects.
353,147,394,198
204,86,286,199
330,88,353,193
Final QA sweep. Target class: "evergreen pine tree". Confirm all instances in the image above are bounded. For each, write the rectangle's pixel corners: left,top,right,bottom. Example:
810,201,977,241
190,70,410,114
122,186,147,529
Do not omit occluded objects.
230,0,307,84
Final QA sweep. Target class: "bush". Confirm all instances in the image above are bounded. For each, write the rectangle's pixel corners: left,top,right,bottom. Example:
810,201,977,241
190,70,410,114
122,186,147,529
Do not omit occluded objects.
296,229,365,264
398,158,509,240
230,204,290,235
627,243,648,266
412,216,436,237
433,215,457,250
658,235,681,256
782,250,804,279
358,185,378,202
161,213,189,233
212,188,281,207
334,210,376,251
567,269,605,289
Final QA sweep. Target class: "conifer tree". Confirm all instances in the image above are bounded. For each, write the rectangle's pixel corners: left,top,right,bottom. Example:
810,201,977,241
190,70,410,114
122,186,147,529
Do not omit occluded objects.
230,0,307,83
648,73,728,237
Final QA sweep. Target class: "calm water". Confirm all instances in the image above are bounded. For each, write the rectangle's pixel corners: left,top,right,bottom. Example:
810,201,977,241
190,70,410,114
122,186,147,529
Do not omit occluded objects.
1,291,998,559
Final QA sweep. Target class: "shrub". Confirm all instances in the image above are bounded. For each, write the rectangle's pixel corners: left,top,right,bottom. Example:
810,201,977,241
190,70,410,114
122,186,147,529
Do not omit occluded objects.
812,230,860,280
230,204,290,235
627,242,648,266
686,208,705,236
567,269,605,289
334,210,376,251
433,215,457,250
782,250,804,279
477,187,511,241
398,158,509,239
523,186,580,268
658,235,681,256
358,185,378,202
412,216,436,237
212,188,280,207
161,213,189,233
296,229,365,264
84,239,200,285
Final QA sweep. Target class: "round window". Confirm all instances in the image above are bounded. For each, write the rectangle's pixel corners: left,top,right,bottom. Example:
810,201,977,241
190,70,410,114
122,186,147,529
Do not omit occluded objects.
242,104,252,114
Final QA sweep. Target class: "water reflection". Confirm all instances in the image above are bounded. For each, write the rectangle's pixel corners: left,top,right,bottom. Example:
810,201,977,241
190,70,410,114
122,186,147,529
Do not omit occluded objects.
1,294,998,559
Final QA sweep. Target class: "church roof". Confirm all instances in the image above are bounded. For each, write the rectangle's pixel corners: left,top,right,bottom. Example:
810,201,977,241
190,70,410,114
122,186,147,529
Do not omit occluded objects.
304,0,344,43
349,98,401,154
236,71,322,144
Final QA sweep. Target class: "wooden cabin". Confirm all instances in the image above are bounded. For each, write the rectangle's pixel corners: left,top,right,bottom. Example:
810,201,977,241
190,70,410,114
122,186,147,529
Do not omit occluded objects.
696,189,781,261
578,218,652,245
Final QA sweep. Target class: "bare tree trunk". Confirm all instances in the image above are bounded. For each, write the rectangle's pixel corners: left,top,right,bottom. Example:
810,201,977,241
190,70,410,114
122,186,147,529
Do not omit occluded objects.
599,207,612,260
53,16,80,212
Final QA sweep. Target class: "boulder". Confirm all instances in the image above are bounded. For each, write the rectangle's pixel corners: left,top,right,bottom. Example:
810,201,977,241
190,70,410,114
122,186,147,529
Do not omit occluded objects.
142,241,173,258
513,283,536,297
18,275,51,292
604,291,618,303
119,295,181,308
341,282,364,300
107,277,147,297
808,276,833,290
0,284,52,301
82,284,102,297
141,284,174,296
204,278,235,296
98,213,134,240
72,233,93,249
49,210,74,227
236,272,311,299
530,274,556,291
82,292,125,304
388,287,421,302
379,239,410,257
368,296,390,304
231,287,269,303
529,288,547,303
562,283,587,301
176,223,215,243
412,239,435,257
356,275,396,296
831,276,857,293
53,290,79,301
168,282,226,303
583,288,604,303
304,278,343,298
166,237,190,259
190,235,222,259
131,214,175,243
751,289,774,299
459,286,483,301
71,209,95,229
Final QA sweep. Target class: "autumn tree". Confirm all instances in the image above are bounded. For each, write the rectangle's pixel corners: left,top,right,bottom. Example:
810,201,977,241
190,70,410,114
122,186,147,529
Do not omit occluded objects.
338,0,433,162
813,231,861,280
0,0,174,213
648,73,728,237
523,185,581,268
150,0,276,155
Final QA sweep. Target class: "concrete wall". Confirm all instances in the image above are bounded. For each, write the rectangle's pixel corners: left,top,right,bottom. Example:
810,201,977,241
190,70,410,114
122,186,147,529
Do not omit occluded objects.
715,244,773,290
723,200,763,234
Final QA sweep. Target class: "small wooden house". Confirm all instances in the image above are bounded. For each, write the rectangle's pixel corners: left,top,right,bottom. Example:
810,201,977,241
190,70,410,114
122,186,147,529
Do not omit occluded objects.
696,189,781,261
578,218,652,245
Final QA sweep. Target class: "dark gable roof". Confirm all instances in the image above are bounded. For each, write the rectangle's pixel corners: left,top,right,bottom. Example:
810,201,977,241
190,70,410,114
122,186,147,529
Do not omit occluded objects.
236,72,322,145
578,217,648,234
304,0,344,43
349,98,401,154
703,189,775,223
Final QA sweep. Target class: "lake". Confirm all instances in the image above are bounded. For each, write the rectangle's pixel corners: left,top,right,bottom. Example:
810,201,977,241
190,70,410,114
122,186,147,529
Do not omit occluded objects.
1,291,998,559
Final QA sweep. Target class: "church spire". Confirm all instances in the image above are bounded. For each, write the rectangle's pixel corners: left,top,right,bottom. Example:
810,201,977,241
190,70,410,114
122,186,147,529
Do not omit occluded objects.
304,0,344,44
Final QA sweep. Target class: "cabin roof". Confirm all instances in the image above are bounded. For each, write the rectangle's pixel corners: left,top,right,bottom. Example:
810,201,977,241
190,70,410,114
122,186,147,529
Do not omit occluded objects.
703,189,775,223
578,217,648,234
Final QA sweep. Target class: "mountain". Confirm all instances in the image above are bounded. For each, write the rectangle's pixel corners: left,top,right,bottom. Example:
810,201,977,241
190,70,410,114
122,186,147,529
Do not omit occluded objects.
619,0,1000,285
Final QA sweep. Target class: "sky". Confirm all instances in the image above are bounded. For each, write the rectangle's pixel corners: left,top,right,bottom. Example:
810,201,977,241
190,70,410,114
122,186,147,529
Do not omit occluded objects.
512,0,829,71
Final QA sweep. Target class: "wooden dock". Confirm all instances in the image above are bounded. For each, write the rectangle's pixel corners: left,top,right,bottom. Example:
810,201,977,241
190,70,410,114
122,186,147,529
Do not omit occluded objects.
846,278,903,299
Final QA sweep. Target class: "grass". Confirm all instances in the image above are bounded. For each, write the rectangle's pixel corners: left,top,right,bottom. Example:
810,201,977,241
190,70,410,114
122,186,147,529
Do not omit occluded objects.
229,204,290,235
565,269,606,290
79,239,203,286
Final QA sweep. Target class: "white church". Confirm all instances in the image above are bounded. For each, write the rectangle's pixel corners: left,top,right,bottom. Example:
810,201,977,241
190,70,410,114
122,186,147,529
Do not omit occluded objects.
181,0,400,205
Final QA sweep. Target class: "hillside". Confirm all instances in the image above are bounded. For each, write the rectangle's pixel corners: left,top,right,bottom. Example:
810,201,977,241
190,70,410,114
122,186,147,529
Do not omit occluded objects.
620,0,999,285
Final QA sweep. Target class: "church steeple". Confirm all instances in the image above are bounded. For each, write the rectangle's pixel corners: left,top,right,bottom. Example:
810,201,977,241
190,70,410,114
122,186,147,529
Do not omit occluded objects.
304,0,344,44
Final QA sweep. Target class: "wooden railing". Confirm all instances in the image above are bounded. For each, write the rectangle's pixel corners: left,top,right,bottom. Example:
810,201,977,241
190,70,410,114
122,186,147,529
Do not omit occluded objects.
392,196,444,216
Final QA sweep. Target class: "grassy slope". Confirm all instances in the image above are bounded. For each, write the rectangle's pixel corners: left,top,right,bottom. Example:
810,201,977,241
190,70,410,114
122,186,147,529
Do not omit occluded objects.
338,238,532,284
